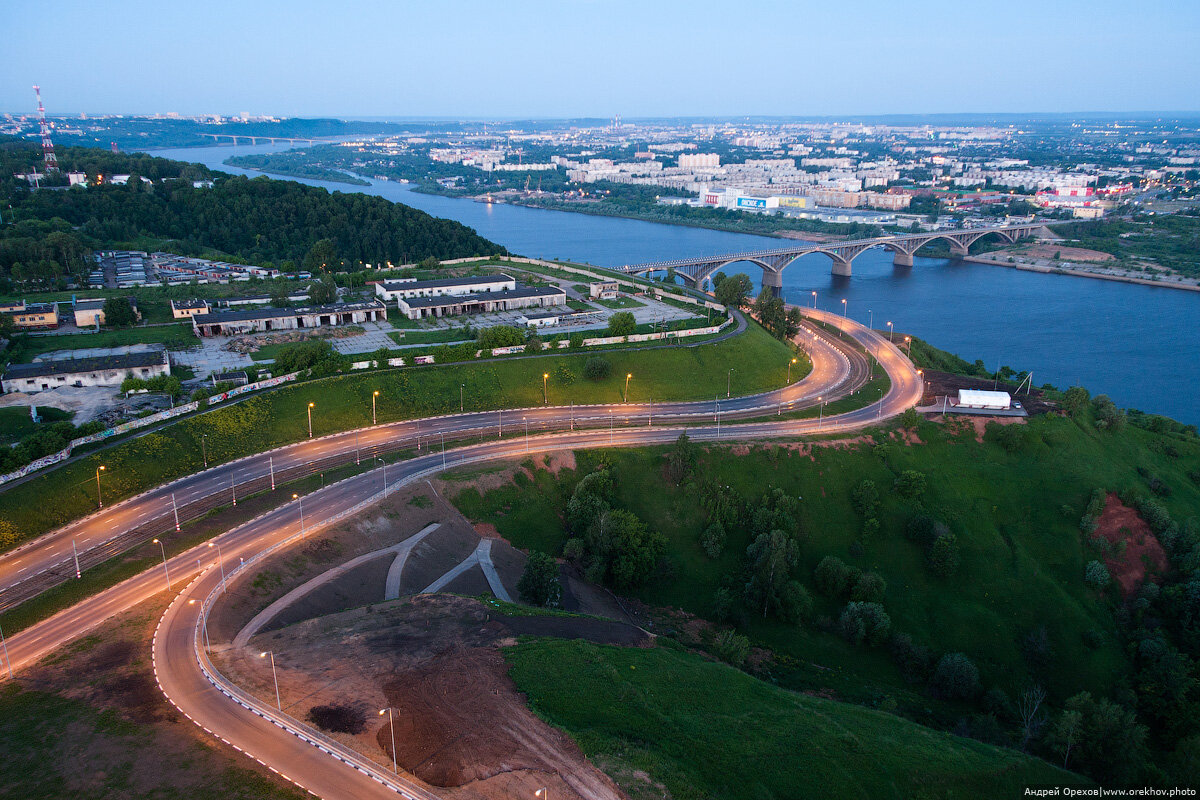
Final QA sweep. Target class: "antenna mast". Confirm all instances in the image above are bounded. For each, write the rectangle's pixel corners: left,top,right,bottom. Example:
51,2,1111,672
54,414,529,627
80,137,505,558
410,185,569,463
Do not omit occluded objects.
33,85,59,173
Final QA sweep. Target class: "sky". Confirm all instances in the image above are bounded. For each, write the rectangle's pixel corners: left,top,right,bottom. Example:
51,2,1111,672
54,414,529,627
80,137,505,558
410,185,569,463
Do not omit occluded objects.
3,0,1198,118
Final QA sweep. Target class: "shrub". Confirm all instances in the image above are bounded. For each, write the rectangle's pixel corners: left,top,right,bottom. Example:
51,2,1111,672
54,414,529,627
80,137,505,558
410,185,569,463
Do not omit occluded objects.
839,602,891,647
553,363,575,386
517,551,562,607
893,470,927,499
1092,394,1125,431
1084,560,1110,589
933,652,981,700
814,555,853,598
906,514,949,548
927,533,961,578
476,325,524,349
583,357,611,381
607,311,636,337
851,572,887,603
568,331,584,348
699,522,726,559
562,537,585,563
780,581,813,624
713,629,750,667
891,633,934,684
851,479,880,517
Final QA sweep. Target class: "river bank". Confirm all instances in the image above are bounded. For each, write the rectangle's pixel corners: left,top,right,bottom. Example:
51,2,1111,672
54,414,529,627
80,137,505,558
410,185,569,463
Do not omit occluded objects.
964,253,1200,293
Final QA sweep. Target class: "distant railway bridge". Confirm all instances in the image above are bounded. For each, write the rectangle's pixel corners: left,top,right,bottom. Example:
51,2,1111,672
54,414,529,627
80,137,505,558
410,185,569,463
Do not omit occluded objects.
619,221,1063,293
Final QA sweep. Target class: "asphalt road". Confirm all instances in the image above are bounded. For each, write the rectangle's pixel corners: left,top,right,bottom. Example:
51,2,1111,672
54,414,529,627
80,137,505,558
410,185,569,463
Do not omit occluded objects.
1,307,920,800
0,311,867,611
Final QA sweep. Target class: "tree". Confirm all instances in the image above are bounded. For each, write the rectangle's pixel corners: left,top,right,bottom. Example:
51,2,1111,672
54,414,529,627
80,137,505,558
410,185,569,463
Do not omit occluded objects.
780,581,813,624
1062,386,1090,416
851,480,880,517
815,555,854,598
744,530,800,618
583,357,611,380
851,572,887,603
303,238,339,274
568,331,584,348
517,551,562,608
927,533,961,578
1091,394,1125,431
714,272,752,308
307,277,338,305
477,325,524,349
604,509,667,590
713,629,750,666
932,652,980,700
1084,559,1110,589
607,311,636,337
900,407,921,430
1017,685,1047,751
665,433,697,485
1049,692,1148,785
839,602,891,646
700,522,726,559
101,296,137,328
893,470,927,500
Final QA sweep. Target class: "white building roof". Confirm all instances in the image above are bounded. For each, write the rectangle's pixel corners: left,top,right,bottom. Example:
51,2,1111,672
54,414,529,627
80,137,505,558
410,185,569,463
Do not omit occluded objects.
958,389,1011,408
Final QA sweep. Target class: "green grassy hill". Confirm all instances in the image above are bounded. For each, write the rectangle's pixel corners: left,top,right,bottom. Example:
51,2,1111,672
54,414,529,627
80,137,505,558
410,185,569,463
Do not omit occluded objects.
507,637,1084,800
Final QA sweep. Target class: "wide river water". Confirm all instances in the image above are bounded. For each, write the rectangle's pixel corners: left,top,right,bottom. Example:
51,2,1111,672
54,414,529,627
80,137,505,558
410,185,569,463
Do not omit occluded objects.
150,142,1200,425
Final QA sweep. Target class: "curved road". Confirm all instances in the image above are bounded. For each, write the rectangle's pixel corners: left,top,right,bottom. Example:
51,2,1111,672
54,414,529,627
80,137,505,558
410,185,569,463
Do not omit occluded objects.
2,308,921,800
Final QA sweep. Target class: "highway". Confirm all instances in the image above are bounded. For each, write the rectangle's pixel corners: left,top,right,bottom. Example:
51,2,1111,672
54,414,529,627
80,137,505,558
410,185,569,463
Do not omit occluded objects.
0,311,871,611
1,308,921,800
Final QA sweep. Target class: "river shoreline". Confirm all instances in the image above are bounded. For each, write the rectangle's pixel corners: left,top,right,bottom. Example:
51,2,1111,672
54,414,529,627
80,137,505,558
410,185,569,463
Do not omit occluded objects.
964,254,1200,294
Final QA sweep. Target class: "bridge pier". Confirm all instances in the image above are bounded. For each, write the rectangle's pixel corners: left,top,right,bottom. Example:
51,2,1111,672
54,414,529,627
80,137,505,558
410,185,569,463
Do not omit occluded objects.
830,257,853,277
892,251,914,267
950,242,970,258
762,270,783,298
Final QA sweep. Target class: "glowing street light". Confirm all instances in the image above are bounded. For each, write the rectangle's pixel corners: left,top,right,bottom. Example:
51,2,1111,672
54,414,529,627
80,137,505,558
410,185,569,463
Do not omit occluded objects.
624,373,632,403
887,321,894,341
811,290,817,308
307,402,315,438
207,541,226,593
543,373,549,405
727,369,733,398
261,651,281,711
379,708,398,774
372,390,379,425
95,465,106,508
293,493,304,533
787,357,797,384
152,538,171,590
841,298,847,317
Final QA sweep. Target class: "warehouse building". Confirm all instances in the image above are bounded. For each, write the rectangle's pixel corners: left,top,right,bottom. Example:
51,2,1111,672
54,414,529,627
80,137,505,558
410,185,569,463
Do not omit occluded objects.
396,285,566,320
170,299,212,319
191,299,388,337
2,301,60,330
375,274,516,302
1,350,171,393
957,389,1012,410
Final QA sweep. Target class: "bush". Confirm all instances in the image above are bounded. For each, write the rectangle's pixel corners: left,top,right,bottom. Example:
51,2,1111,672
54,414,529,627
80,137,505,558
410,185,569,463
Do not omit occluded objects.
780,581,813,624
1084,559,1110,589
699,522,726,559
568,331,584,348
893,470,927,500
477,325,525,349
933,652,981,700
851,572,887,603
891,633,934,684
583,357,611,381
1092,394,1125,431
906,514,949,549
839,602,891,647
851,479,880,517
517,551,562,607
713,629,750,667
814,555,854,598
927,533,961,578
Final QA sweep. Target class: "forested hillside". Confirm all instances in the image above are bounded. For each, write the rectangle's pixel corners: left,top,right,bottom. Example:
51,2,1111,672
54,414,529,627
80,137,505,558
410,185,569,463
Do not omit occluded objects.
0,138,500,291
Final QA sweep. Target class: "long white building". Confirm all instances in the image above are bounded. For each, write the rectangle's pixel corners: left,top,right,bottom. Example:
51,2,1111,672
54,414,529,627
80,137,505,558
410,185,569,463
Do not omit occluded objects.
374,274,516,302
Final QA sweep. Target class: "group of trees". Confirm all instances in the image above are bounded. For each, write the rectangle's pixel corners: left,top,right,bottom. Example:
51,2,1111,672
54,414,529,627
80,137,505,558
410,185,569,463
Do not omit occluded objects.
751,287,803,341
561,466,667,590
271,339,346,377
711,271,753,308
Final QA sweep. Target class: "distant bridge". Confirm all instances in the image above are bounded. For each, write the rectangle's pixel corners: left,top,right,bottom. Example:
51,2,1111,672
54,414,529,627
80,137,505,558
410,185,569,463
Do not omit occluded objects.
619,221,1063,292
197,133,340,147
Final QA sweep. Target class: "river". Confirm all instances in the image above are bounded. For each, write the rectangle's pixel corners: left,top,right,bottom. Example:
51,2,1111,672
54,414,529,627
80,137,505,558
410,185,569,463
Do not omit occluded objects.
149,142,1200,425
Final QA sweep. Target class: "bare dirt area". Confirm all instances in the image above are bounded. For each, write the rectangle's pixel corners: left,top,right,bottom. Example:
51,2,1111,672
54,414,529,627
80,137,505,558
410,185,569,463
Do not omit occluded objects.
217,594,642,800
1094,492,1169,596
434,450,578,497
919,369,1055,415
222,324,365,354
0,384,120,424
10,594,306,799
1009,243,1116,262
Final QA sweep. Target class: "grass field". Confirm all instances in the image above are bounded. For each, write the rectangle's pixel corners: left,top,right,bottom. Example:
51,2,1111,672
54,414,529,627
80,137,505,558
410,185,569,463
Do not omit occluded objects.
506,638,1083,800
456,408,1200,711
0,322,804,545
0,406,73,446
386,328,474,346
10,323,198,363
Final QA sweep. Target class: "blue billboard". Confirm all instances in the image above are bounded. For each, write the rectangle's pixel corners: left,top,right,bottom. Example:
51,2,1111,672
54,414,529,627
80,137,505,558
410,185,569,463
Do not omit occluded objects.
737,197,767,209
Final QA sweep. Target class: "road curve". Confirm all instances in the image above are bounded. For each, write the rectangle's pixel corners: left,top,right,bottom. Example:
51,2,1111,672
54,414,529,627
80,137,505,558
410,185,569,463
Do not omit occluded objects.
0,312,861,610
3,308,921,799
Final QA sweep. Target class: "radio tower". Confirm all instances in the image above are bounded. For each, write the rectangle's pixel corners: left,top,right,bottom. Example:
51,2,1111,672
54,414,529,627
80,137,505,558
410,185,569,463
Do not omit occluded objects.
33,85,59,173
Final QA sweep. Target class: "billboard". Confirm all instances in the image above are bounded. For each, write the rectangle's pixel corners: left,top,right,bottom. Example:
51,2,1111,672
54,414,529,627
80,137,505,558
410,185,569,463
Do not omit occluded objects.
737,196,767,209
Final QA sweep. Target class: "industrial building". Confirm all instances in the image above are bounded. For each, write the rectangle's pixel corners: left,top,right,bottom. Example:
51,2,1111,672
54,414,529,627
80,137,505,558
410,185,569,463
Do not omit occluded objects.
396,285,566,320
1,350,171,393
71,297,139,328
1,301,59,330
191,300,388,337
374,274,515,302
957,389,1012,410
170,299,212,319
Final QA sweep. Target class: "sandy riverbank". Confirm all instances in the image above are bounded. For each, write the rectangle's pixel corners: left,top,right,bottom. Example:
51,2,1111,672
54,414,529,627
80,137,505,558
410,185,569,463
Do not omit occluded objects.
965,254,1200,293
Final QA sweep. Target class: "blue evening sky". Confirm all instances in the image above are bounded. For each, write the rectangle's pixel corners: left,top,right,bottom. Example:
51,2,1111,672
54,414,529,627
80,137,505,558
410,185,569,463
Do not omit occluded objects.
3,0,1197,117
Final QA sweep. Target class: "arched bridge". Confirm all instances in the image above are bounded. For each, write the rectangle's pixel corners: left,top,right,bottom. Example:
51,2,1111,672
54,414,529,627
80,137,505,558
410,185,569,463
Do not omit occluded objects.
619,221,1062,293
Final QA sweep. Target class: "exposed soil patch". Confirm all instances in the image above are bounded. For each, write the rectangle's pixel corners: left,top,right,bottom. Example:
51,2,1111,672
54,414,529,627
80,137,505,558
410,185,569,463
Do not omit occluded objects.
223,324,364,354
1094,493,1169,596
1011,243,1115,262
919,370,1054,414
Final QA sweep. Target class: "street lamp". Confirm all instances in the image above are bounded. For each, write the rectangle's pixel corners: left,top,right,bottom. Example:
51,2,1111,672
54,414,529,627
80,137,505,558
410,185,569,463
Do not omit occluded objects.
727,368,733,398
543,373,549,405
841,298,847,317
523,416,529,452
461,383,465,413
817,396,824,429
95,465,106,508
787,357,797,384
152,538,171,590
379,708,398,774
624,373,631,403
261,651,281,711
868,309,873,330
887,321,894,341
811,290,817,308
372,390,379,425
293,493,304,533
307,402,315,438
207,541,226,593
201,434,208,469
904,335,911,354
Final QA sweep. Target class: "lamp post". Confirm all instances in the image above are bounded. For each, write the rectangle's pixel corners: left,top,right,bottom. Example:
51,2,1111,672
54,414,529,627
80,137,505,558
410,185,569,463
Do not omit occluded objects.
523,417,529,452
817,396,824,429
460,383,465,413
841,298,847,317
439,431,446,470
543,373,549,405
904,335,911,354
307,402,314,438
726,369,733,398
624,373,631,403
201,434,208,469
868,309,873,330
887,321,894,341
95,465,106,508
379,708,398,774
293,493,304,533
207,541,226,594
152,538,171,590
787,357,797,384
811,290,817,308
372,390,379,425
261,651,281,711
715,401,721,439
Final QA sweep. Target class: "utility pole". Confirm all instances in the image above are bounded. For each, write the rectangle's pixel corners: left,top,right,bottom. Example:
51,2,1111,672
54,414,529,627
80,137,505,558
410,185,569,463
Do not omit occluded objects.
171,492,180,531
71,539,81,579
